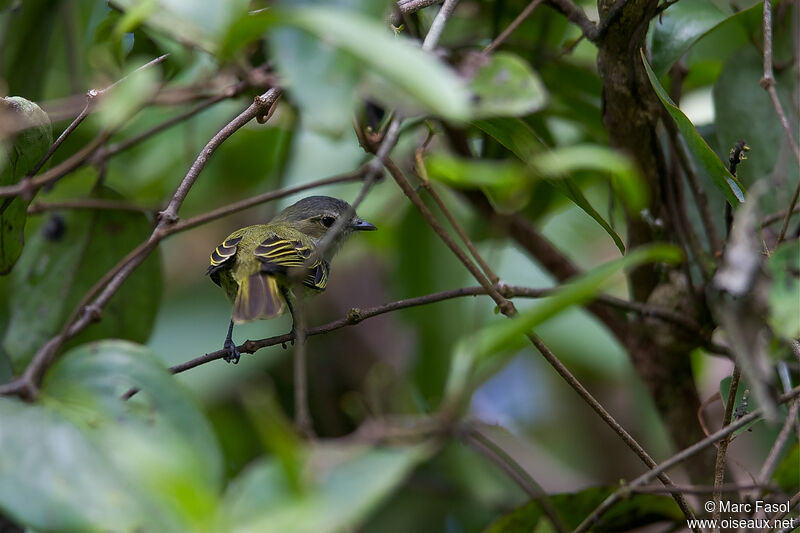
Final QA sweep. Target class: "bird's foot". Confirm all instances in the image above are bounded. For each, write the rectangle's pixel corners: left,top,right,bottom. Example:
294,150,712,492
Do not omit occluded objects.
281,328,297,350
223,338,240,364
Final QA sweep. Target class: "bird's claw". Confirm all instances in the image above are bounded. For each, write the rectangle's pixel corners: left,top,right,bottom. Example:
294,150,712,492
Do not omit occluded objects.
281,328,297,350
223,339,240,364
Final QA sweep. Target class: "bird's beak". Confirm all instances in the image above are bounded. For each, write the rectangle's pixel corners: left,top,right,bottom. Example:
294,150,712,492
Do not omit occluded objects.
352,218,377,231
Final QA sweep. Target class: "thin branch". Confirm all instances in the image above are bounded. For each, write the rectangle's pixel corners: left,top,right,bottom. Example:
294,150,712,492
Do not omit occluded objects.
463,427,570,533
291,282,315,439
757,399,800,486
761,0,800,244
26,54,168,177
762,205,800,227
421,0,459,51
712,365,740,530
573,385,800,533
664,117,722,256
397,0,443,15
27,198,158,215
482,0,546,56
634,482,777,495
381,157,696,524
97,84,246,161
4,89,283,396
415,145,500,284
159,88,282,223
545,0,598,41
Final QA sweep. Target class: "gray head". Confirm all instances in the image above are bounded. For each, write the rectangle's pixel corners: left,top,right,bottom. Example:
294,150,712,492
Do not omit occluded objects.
270,196,376,242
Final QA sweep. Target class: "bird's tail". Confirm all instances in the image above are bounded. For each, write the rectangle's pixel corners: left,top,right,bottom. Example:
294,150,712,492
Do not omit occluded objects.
233,273,285,324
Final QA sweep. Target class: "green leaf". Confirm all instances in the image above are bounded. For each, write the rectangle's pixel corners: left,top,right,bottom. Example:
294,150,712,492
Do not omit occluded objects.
42,340,223,529
642,51,745,205
221,7,471,121
651,0,728,77
220,443,435,533
0,341,222,532
473,118,628,253
0,96,52,274
109,0,249,52
532,144,649,212
713,46,796,190
2,185,162,372
444,244,682,402
765,241,800,339
469,52,548,118
425,152,532,213
483,486,684,532
0,397,152,531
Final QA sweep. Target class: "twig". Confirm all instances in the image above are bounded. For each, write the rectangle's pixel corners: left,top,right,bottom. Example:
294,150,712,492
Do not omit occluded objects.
762,205,800,227
421,0,459,51
3,89,283,396
415,146,500,284
634,482,776,495
397,0,443,15
482,0,545,56
27,198,158,215
545,0,598,41
157,283,710,376
761,0,800,245
712,365,740,530
382,157,696,524
98,85,246,161
664,118,722,256
757,399,800,486
26,54,168,177
291,282,315,439
463,426,570,533
573,385,800,533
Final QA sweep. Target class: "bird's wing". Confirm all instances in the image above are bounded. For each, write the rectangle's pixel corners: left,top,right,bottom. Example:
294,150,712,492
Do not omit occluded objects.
254,234,329,291
206,229,246,284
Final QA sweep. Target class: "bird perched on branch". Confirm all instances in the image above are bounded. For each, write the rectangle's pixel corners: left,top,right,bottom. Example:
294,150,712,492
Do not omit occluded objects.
207,195,376,363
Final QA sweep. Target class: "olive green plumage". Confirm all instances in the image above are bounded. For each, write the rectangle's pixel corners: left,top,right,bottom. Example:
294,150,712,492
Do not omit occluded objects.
207,196,376,363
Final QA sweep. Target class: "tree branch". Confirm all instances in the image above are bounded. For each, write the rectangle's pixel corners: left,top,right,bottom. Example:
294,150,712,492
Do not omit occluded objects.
761,0,800,245
574,385,800,533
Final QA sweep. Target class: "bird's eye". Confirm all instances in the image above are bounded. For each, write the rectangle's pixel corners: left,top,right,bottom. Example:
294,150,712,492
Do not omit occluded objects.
321,216,336,228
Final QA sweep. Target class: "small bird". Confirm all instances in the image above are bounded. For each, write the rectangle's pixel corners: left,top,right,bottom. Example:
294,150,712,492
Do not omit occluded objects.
206,196,376,363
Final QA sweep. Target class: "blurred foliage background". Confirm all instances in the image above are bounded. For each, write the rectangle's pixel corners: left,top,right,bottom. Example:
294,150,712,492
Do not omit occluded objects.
0,0,797,531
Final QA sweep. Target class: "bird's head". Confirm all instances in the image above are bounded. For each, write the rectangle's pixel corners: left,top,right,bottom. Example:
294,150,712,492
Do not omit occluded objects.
270,195,377,243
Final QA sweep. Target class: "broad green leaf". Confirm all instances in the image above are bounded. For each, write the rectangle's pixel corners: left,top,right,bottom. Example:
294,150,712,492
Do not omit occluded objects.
483,486,684,532
713,46,797,190
0,0,60,99
765,241,800,339
650,0,728,76
220,443,435,533
425,153,532,213
221,7,471,120
473,118,628,253
532,144,649,212
642,51,745,205
445,244,682,402
2,186,162,371
469,52,548,118
109,0,248,52
0,341,223,532
42,340,223,529
0,96,52,274
0,397,152,531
